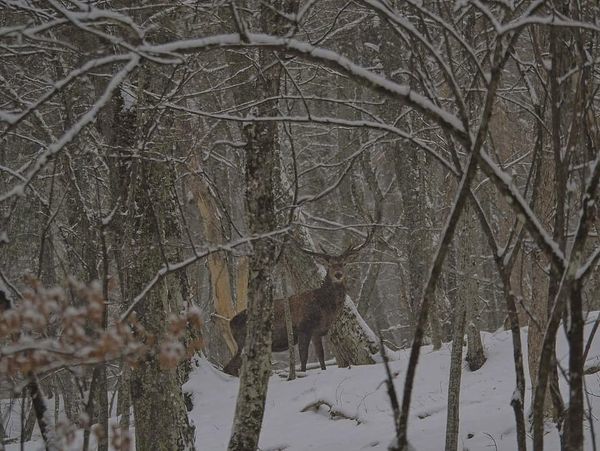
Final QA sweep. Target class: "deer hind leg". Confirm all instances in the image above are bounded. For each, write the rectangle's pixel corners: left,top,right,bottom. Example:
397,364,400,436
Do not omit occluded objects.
223,350,242,376
223,311,247,376
298,332,310,372
313,335,326,370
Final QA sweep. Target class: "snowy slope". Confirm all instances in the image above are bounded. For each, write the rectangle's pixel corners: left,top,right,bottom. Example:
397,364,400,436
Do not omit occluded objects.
187,315,600,451
5,314,600,450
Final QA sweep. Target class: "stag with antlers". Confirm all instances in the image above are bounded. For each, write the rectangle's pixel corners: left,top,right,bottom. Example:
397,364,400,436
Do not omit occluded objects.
223,231,372,376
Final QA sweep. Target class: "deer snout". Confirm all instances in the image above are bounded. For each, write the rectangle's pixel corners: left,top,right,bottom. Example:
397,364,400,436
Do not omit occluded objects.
334,272,343,280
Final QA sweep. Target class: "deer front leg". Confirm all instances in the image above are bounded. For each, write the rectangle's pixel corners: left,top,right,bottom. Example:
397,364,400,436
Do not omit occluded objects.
313,335,326,370
298,332,310,372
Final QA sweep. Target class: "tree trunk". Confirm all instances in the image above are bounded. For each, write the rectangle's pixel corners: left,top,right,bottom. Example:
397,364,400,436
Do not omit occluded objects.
129,73,195,449
329,298,379,367
565,283,584,450
228,4,285,448
461,207,486,372
57,371,83,427
190,168,240,356
465,321,486,372
528,151,563,423
444,296,466,451
94,366,109,451
283,293,296,381
227,91,278,451
117,365,131,430
130,280,195,451
26,377,55,451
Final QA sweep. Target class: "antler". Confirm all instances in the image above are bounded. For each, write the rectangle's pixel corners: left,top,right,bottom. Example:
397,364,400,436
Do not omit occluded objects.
290,218,375,261
337,227,374,260
290,237,334,261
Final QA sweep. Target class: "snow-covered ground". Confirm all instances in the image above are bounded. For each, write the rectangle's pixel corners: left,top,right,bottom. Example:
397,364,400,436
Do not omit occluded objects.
4,314,600,450
188,316,600,451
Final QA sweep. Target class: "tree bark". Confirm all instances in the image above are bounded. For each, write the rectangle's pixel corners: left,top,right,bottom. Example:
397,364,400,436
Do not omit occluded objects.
444,296,466,451
26,377,55,451
190,168,240,356
330,298,379,367
228,4,286,448
461,195,486,373
129,72,195,451
528,133,563,423
117,365,131,430
283,293,297,380
227,99,278,451
128,155,196,450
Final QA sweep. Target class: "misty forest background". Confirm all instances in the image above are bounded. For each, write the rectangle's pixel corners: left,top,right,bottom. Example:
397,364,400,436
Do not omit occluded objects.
0,1,599,451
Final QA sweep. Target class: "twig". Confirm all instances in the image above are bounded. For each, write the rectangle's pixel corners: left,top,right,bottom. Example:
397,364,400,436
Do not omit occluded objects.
300,400,361,424
379,331,400,442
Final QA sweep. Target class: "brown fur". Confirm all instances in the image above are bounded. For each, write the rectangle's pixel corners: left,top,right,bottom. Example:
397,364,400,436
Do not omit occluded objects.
223,261,348,376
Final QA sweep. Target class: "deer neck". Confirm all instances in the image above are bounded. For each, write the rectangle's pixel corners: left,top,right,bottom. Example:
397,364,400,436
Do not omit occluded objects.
320,277,346,308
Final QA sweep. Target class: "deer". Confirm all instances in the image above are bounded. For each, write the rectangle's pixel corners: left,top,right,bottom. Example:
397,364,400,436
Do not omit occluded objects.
223,231,372,376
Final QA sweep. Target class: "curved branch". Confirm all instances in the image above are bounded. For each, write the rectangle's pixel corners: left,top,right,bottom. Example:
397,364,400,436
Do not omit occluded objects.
140,33,468,140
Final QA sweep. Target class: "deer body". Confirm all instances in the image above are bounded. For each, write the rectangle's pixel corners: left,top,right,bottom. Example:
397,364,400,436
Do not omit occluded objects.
223,264,347,376
222,230,373,376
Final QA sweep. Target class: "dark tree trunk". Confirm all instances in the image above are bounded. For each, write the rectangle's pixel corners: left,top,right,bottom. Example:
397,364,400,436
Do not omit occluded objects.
26,377,54,451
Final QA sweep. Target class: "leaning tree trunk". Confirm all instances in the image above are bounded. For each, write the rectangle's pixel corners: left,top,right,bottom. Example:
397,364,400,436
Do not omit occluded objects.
330,298,380,367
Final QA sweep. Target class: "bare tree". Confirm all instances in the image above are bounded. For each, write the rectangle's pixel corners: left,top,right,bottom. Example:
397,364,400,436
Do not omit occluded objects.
1,2,599,451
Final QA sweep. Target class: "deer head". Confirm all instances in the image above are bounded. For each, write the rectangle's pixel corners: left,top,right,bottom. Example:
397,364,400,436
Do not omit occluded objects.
294,228,374,288
324,259,347,286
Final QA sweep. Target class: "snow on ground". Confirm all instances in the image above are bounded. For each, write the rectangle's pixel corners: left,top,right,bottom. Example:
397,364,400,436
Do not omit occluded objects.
4,314,600,450
187,315,600,451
